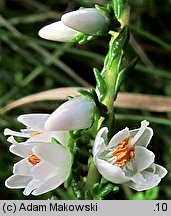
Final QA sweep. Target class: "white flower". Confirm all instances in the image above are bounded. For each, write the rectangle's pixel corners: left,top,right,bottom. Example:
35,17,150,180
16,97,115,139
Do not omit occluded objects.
4,114,69,144
5,137,72,196
45,96,96,131
93,120,167,191
38,8,110,42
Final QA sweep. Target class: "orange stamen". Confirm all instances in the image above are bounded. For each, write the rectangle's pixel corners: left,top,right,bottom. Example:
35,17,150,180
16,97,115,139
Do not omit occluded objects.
31,131,42,136
113,137,134,168
28,154,41,166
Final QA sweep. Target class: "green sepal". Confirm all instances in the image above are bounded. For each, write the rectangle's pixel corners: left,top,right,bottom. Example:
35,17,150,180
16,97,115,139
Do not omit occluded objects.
51,137,61,145
114,57,138,100
67,96,74,100
71,32,97,45
77,88,94,100
93,68,107,101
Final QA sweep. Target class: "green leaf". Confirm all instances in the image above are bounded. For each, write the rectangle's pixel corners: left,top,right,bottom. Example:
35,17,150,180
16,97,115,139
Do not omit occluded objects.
77,88,94,100
133,192,144,200
51,137,61,145
114,57,138,100
70,178,84,200
48,196,58,200
113,0,125,19
97,183,114,198
93,68,107,101
144,187,159,200
107,26,129,68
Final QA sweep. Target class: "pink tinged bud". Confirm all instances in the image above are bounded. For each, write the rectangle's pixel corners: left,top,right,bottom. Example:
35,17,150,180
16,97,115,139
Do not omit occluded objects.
38,21,78,42
61,8,110,35
45,96,95,131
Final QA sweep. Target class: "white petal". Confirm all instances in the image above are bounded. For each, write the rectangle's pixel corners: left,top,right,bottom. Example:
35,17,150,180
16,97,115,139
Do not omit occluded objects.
45,96,95,131
52,131,69,146
17,114,50,131
23,179,42,196
5,175,32,189
94,157,130,184
134,146,155,172
130,127,153,147
13,159,32,176
9,141,37,157
33,143,72,172
93,127,108,156
154,164,168,178
62,8,109,35
130,120,149,145
108,128,130,148
32,174,67,196
126,171,161,191
32,161,57,180
26,132,51,143
4,128,30,138
38,21,78,42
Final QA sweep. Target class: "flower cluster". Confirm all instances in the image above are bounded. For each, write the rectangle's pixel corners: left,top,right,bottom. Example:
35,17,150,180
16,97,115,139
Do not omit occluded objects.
4,4,168,199
4,96,95,195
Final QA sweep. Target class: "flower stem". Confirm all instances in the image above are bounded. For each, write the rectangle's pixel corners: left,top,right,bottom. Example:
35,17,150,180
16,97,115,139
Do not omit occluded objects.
85,158,100,195
121,185,134,200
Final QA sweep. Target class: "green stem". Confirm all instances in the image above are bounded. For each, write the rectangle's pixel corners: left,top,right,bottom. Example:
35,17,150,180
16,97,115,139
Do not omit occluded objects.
85,159,100,193
121,185,134,200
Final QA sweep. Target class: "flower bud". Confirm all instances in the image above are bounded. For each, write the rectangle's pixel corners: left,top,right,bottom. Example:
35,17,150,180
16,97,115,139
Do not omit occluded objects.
38,21,78,42
45,96,96,131
61,8,110,35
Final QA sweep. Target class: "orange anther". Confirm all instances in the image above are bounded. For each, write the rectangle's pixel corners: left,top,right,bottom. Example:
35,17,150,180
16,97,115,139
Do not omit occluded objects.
28,154,41,166
113,137,134,168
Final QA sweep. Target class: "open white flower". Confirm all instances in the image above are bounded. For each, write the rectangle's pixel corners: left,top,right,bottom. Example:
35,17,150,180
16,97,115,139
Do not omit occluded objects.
4,114,68,144
5,137,72,196
45,96,96,131
38,8,110,42
93,120,167,191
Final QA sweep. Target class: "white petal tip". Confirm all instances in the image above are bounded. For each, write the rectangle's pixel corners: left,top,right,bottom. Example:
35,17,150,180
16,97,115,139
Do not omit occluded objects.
4,128,12,136
141,120,149,127
38,21,78,42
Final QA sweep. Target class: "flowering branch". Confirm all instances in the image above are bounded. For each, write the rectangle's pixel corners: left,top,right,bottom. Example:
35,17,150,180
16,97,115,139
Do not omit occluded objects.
3,0,167,200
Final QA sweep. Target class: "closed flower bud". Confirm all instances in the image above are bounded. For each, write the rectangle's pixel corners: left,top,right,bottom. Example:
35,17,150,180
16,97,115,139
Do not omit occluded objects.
38,8,110,42
61,8,110,35
45,96,96,131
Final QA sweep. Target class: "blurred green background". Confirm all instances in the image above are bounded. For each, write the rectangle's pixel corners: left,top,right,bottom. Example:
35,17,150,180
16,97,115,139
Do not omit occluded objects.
0,0,171,199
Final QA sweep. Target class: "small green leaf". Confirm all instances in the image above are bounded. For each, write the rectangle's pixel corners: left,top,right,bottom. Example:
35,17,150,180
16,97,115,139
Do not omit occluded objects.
93,68,107,101
107,26,129,68
144,187,159,200
71,178,84,200
77,88,94,100
133,192,144,200
48,196,58,200
51,137,61,145
114,57,138,99
113,0,125,19
98,183,114,198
